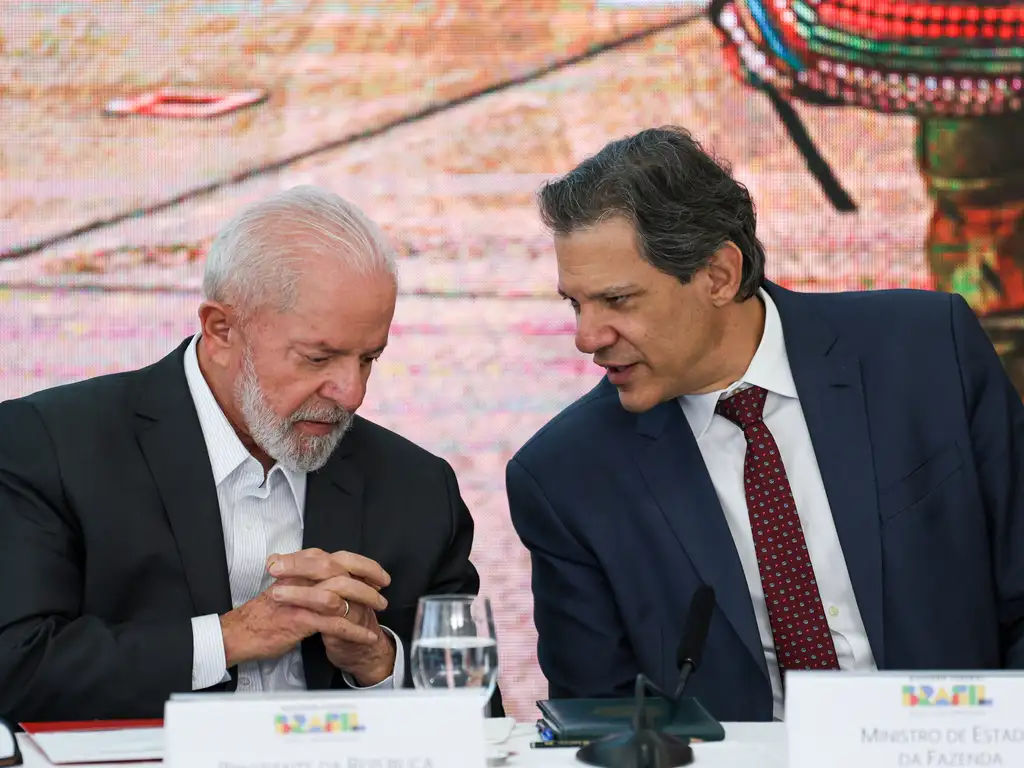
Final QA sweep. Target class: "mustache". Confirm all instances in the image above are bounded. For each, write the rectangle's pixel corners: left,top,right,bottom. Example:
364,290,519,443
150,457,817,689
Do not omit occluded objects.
289,401,351,425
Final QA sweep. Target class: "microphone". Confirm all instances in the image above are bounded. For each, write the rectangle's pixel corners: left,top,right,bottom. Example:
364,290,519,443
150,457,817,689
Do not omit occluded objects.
576,586,717,768
670,584,716,716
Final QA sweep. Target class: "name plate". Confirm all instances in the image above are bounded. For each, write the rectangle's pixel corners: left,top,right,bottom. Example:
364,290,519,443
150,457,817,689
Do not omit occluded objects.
787,672,1024,768
164,690,486,768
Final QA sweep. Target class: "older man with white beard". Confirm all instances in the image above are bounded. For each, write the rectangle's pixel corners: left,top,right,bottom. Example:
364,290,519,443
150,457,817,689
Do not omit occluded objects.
0,186,497,722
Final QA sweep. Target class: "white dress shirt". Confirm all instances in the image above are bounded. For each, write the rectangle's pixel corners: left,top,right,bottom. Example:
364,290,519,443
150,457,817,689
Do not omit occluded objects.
183,334,403,693
678,289,876,720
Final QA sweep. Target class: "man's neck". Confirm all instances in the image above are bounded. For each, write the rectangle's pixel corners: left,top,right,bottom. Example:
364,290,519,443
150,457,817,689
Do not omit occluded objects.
690,295,766,395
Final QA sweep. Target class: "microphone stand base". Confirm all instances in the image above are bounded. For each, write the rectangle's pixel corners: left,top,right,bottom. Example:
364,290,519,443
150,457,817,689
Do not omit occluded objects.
575,730,694,768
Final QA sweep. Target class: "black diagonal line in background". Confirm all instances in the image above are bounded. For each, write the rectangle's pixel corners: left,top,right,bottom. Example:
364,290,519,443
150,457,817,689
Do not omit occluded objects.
3,11,703,261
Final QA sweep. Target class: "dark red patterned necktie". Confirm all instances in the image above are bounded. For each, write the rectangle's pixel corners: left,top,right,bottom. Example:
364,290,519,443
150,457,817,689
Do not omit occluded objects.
715,385,840,673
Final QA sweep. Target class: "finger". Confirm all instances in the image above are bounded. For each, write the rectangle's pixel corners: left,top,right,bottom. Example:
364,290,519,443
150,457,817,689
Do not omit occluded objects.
328,551,391,588
313,614,379,645
272,584,351,615
266,549,337,581
318,575,388,611
272,575,317,588
350,575,383,591
273,578,387,613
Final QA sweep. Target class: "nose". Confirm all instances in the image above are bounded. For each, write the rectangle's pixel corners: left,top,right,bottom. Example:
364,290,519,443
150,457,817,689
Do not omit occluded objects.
319,362,367,413
575,307,617,355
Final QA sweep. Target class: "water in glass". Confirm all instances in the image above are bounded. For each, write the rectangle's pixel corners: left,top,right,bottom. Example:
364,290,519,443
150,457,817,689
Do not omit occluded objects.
411,595,499,702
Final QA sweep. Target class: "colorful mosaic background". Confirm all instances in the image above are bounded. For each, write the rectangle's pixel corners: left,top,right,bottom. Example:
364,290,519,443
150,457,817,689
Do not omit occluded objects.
6,0,1012,720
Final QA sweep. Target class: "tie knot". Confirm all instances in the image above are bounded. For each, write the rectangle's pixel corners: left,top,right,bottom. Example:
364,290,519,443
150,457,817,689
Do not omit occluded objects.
715,385,768,430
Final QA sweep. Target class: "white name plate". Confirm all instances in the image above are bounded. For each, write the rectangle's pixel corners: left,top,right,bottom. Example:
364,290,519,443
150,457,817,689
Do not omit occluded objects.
164,689,486,768
787,672,1024,768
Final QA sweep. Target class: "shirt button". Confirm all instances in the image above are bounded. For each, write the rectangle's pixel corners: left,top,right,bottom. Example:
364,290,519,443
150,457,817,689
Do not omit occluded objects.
828,605,839,618
239,676,252,688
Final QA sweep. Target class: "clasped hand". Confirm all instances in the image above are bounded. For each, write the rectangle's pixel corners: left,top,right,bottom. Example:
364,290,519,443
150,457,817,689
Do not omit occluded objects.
220,548,396,686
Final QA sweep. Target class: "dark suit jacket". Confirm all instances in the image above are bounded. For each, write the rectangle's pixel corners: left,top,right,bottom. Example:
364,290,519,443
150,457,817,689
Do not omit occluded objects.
0,338,502,721
507,283,1024,722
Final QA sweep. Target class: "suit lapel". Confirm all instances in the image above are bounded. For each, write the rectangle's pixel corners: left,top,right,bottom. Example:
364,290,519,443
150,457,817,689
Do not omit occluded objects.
300,440,366,689
133,338,233,619
768,284,885,667
634,404,768,682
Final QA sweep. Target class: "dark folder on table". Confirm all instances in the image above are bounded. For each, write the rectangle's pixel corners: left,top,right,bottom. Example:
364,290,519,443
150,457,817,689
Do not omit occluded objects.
536,697,726,743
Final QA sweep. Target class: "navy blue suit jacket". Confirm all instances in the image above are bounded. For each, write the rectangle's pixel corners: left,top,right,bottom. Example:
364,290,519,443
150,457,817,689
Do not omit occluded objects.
507,283,1024,722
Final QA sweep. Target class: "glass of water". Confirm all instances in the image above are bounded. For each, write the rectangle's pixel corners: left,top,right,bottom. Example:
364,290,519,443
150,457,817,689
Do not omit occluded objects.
411,595,499,704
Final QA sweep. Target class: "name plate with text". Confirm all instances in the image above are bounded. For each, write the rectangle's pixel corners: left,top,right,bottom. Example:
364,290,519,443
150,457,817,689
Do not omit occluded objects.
164,689,486,768
787,672,1024,768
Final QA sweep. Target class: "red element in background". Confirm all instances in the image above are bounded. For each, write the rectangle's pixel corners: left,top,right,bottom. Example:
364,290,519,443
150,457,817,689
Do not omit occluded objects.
817,1,1024,41
104,88,268,118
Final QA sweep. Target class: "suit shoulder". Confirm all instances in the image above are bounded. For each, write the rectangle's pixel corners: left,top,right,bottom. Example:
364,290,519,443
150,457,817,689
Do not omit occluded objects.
806,288,955,343
512,378,623,467
811,287,951,320
346,416,447,468
3,369,138,422
0,370,143,473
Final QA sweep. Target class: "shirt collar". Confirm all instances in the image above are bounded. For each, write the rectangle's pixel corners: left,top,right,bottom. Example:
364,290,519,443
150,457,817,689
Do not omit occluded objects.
677,288,798,440
182,334,306,505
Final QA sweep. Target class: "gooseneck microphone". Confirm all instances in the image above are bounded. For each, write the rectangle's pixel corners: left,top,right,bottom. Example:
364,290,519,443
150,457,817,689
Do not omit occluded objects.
670,584,716,718
576,586,717,768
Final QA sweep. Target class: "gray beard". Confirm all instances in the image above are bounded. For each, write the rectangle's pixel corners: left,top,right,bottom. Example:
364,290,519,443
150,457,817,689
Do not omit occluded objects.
235,347,353,473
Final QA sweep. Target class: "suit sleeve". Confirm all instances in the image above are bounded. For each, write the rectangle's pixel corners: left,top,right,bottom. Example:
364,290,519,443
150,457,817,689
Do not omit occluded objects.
950,294,1024,667
506,456,638,699
431,460,482,598
0,399,193,721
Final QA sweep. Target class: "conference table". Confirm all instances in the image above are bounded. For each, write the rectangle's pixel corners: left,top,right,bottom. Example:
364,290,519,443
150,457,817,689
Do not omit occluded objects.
16,721,787,767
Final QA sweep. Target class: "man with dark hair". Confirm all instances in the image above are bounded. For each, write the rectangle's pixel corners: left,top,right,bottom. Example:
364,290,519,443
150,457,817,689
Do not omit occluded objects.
507,126,1024,722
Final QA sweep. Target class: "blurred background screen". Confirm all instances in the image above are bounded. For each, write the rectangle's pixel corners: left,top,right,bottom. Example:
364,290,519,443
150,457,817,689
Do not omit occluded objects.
3,0,1022,720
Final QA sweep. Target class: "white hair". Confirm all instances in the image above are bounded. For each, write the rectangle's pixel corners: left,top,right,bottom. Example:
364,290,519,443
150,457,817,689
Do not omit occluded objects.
203,185,398,318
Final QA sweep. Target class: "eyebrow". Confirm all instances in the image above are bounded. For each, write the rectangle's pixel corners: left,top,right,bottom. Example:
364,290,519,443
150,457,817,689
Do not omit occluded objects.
558,284,640,301
295,342,388,356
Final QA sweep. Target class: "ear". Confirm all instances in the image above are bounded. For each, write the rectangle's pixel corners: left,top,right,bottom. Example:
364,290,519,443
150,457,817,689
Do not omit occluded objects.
704,242,744,307
197,301,242,366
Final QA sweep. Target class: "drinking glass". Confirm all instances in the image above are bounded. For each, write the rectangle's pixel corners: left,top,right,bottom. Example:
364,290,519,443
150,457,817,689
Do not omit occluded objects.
410,595,499,705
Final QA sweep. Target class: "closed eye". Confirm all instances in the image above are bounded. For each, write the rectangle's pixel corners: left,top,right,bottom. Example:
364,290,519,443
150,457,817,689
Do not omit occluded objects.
305,355,330,365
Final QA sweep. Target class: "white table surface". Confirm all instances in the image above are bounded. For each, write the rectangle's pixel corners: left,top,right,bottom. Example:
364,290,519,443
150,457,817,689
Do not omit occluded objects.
17,721,787,767
502,722,786,767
